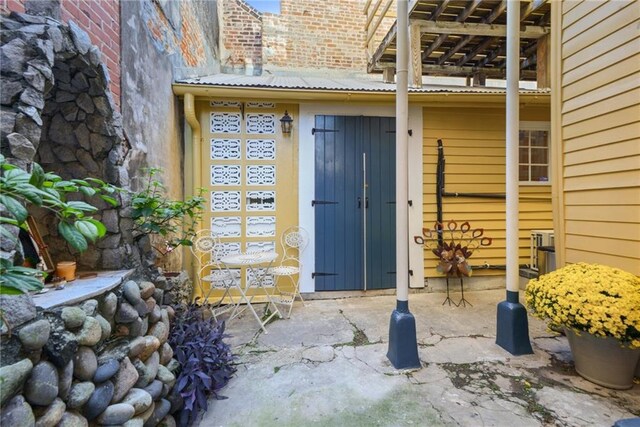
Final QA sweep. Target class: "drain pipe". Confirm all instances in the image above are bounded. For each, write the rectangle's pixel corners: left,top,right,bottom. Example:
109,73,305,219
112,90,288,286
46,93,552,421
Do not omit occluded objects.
387,0,420,370
184,93,202,296
496,0,533,355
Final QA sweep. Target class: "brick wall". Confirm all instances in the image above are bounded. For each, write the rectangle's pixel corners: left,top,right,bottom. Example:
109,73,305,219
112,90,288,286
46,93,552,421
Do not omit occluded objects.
1,0,121,110
221,0,262,74
263,0,368,72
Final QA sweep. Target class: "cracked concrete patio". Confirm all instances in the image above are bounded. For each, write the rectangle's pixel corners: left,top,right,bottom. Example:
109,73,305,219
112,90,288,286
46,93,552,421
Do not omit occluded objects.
200,289,640,427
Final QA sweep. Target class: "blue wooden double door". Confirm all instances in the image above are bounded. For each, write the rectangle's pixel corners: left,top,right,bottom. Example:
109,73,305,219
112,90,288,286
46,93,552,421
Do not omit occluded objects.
314,115,396,291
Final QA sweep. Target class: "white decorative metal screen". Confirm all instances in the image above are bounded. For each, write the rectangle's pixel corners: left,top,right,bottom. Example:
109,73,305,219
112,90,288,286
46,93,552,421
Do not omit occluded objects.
246,114,276,134
211,139,241,160
246,216,276,237
211,216,242,237
246,102,276,109
246,241,276,253
211,112,241,134
246,191,275,211
246,139,276,160
210,165,241,186
211,191,241,212
246,165,276,186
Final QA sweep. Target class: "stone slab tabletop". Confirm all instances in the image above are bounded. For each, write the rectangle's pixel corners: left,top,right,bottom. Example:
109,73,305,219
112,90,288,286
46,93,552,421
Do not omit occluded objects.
32,270,134,309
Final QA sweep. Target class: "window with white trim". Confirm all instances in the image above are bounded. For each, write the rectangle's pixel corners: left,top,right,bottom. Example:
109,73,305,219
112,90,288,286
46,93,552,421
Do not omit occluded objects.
519,122,550,184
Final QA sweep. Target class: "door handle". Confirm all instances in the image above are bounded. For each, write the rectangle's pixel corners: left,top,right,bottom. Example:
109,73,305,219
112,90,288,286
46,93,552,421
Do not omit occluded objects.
357,197,361,209
365,197,369,209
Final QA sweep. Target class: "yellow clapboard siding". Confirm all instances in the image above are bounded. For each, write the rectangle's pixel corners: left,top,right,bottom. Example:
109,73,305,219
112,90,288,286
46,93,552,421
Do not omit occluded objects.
565,205,640,223
565,139,640,167
563,187,640,206
562,0,599,25
562,2,637,59
564,122,640,153
563,105,639,140
562,0,584,15
564,169,639,192
422,107,552,277
562,21,639,74
565,249,639,274
562,40,639,88
565,155,640,178
563,54,640,102
562,88,640,126
565,220,640,241
566,234,640,257
564,71,640,115
562,0,633,44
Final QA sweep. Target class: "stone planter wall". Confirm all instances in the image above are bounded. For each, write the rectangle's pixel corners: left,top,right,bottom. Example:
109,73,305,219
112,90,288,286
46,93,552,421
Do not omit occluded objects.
0,275,188,426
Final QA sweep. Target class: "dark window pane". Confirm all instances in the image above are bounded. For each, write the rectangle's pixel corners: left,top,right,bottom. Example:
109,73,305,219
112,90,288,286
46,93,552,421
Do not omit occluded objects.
531,166,548,182
519,147,529,163
519,130,528,147
519,165,529,181
531,130,548,147
531,147,548,164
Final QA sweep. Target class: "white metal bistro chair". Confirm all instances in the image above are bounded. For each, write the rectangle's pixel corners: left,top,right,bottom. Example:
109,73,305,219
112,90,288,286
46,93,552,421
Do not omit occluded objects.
271,226,309,318
190,230,239,321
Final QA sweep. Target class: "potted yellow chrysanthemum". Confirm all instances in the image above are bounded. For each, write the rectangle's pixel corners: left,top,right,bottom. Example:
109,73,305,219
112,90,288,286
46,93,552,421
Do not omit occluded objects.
526,262,640,389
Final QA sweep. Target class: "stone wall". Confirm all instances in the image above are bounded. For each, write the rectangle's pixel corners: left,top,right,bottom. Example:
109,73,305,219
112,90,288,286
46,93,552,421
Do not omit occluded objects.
0,276,186,426
1,0,122,110
0,11,144,272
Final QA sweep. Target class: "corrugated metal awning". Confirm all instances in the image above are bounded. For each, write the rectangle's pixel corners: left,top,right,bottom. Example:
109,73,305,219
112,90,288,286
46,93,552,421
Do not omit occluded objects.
174,74,550,94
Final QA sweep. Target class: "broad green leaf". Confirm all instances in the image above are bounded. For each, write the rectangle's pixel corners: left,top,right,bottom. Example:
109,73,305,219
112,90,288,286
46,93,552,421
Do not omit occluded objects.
100,195,118,207
67,201,98,212
86,218,107,238
75,220,99,242
0,194,28,223
4,168,29,183
13,184,42,205
71,179,90,186
0,271,43,294
0,226,18,243
29,163,45,187
79,186,96,197
58,221,88,252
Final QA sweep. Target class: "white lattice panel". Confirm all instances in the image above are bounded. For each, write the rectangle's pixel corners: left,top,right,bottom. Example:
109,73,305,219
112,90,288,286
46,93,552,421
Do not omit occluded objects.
246,139,276,160
246,165,276,186
211,113,241,134
214,242,241,262
211,139,241,160
246,191,275,211
246,114,276,134
211,165,241,186
211,191,241,212
246,216,276,237
246,102,275,109
210,100,241,108
211,216,241,237
245,241,276,253
246,268,275,288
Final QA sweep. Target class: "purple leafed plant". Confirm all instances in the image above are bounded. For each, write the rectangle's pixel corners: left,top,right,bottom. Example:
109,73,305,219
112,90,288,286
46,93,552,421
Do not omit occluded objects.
169,304,236,427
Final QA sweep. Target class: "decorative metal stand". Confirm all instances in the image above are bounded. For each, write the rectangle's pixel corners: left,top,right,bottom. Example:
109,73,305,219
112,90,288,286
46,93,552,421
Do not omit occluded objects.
415,220,493,309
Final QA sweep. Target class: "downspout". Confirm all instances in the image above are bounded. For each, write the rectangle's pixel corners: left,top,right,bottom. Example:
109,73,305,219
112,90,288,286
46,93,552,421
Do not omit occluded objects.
184,93,201,297
436,139,444,247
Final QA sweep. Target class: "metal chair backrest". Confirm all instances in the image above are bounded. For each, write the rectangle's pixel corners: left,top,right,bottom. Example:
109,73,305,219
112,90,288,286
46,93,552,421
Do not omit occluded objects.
190,229,223,270
280,226,309,265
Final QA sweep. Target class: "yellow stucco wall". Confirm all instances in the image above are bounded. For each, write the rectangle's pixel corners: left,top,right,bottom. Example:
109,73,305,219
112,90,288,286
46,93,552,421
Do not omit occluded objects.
553,0,640,274
422,105,552,278
194,100,299,301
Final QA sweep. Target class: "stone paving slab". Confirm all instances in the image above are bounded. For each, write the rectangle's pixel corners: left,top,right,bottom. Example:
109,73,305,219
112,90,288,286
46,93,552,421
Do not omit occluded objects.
202,289,640,427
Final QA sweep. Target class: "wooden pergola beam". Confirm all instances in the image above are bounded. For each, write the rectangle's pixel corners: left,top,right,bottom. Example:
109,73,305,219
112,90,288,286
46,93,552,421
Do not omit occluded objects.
457,0,483,22
430,0,450,21
486,0,507,24
455,36,496,66
375,61,537,79
436,35,473,65
417,21,549,39
521,0,547,21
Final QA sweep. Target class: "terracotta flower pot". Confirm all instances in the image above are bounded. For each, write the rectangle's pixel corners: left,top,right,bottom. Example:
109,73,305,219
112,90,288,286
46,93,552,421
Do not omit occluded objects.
55,261,77,281
565,327,640,390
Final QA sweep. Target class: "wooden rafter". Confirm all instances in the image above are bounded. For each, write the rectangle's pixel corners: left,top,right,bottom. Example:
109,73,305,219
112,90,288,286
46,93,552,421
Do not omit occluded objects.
430,0,450,21
455,36,496,66
417,21,548,39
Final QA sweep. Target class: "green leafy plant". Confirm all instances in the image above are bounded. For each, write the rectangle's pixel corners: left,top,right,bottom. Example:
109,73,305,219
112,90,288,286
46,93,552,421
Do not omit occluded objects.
131,168,205,256
0,154,119,295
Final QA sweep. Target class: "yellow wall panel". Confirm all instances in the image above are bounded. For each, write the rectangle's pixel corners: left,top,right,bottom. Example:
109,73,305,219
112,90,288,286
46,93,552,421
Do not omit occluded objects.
563,122,640,153
421,106,552,278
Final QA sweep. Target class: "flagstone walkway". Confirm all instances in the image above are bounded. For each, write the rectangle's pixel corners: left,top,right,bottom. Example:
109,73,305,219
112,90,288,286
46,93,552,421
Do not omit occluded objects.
200,289,640,427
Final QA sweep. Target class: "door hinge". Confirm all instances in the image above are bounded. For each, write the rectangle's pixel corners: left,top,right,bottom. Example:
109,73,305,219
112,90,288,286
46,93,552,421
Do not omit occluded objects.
312,128,339,135
408,200,413,206
408,129,413,136
409,269,414,276
312,272,338,279
311,200,338,207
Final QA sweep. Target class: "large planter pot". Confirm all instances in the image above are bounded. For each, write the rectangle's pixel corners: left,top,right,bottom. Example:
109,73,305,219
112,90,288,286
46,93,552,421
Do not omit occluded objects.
564,328,640,390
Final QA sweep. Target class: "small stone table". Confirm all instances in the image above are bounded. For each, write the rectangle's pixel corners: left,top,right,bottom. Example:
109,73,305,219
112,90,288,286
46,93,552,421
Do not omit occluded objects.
32,270,134,309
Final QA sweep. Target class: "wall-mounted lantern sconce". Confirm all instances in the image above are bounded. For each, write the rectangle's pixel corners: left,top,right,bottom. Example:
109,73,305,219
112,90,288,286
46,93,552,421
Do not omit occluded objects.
280,110,293,135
